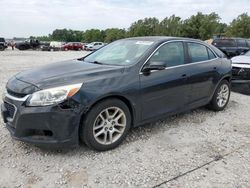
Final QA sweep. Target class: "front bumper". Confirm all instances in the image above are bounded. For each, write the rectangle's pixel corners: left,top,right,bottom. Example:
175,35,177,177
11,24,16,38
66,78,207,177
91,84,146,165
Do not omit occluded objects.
232,66,250,84
232,80,250,84
1,96,81,149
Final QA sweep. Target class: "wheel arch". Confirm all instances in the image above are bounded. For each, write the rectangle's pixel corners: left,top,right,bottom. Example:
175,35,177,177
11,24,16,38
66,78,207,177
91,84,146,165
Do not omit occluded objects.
80,94,136,128
210,74,232,101
222,75,231,83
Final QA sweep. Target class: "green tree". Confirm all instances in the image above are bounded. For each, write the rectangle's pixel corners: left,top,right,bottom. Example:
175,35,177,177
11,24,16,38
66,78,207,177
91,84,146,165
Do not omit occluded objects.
104,28,126,42
182,12,223,40
83,29,105,42
31,35,51,41
226,13,250,38
128,17,160,37
159,15,183,36
50,29,84,42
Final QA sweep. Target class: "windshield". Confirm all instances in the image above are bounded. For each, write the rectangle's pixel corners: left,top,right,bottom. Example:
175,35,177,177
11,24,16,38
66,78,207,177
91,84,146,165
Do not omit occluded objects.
83,40,154,65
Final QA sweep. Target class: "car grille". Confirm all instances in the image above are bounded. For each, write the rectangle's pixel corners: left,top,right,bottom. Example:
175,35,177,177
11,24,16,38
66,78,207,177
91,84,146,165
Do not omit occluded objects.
7,89,27,98
232,67,250,80
4,102,16,119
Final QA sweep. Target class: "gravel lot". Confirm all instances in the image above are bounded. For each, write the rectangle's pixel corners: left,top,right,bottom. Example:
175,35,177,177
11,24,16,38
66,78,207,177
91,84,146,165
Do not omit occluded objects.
0,50,250,188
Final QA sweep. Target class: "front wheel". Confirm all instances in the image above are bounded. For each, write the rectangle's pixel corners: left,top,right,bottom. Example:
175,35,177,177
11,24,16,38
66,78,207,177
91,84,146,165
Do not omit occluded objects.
208,80,231,111
80,99,131,151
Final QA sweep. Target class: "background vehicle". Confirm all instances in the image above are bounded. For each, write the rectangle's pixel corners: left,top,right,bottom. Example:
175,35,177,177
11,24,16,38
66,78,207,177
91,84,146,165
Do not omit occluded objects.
231,50,250,83
39,42,50,51
1,37,232,151
0,37,8,51
62,42,84,51
15,39,40,50
85,42,104,51
40,41,64,51
212,38,250,58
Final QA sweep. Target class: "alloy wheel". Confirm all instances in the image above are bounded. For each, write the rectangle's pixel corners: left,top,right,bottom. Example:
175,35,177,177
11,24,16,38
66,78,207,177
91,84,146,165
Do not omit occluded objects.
93,107,126,145
216,84,229,108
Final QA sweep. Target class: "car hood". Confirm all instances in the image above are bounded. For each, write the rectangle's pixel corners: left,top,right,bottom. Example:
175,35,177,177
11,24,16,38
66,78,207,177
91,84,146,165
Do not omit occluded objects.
14,59,124,89
231,56,250,68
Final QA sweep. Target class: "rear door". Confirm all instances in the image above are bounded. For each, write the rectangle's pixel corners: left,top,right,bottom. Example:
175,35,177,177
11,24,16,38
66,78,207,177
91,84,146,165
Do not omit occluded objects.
139,41,189,120
185,42,221,108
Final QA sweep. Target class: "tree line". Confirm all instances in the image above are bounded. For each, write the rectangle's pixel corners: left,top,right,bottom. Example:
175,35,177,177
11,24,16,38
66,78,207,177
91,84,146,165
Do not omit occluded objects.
33,12,250,43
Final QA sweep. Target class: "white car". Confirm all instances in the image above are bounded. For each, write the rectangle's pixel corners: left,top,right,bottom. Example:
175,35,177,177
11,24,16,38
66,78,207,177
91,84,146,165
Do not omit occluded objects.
231,51,250,84
85,42,105,51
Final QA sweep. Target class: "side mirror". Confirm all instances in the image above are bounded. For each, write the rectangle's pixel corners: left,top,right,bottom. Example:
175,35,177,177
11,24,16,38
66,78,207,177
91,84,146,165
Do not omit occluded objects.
142,61,166,73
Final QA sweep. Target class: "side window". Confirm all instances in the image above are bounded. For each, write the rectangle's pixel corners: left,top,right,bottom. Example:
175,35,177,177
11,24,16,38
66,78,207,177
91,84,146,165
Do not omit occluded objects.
148,42,184,67
207,48,216,59
188,43,209,63
237,39,247,47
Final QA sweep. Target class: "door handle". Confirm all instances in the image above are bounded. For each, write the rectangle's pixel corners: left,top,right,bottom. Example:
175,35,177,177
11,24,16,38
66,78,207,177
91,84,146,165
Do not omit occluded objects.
213,67,217,70
182,74,187,77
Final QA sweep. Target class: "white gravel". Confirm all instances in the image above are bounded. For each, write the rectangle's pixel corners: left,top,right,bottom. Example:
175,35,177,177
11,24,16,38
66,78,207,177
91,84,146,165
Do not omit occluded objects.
0,49,250,188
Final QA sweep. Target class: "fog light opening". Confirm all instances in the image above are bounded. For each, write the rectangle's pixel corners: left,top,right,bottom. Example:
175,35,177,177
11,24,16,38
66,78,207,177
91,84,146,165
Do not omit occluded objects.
32,129,53,137
43,130,53,137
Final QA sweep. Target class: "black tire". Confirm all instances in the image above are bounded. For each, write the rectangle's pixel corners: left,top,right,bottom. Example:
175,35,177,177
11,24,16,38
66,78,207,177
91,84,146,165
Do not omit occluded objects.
18,45,26,50
208,80,231,111
80,99,131,151
0,45,4,51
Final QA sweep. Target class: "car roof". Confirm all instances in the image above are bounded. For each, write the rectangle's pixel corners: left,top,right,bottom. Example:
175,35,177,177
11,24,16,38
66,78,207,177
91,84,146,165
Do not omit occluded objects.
124,36,203,43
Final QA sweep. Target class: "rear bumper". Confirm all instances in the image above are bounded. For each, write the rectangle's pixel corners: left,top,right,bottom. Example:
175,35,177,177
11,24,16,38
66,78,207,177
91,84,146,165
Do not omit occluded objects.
1,98,82,149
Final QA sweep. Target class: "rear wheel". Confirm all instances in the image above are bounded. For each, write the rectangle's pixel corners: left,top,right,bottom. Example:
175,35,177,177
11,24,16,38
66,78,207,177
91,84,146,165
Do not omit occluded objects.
0,45,4,51
80,99,131,151
208,80,230,111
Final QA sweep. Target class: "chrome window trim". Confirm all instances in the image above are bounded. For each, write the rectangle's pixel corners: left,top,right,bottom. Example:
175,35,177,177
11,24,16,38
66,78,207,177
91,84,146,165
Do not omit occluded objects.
139,40,219,74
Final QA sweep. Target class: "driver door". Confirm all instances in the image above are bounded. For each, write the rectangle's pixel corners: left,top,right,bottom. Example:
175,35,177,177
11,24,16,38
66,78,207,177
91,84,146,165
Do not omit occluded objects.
139,41,189,121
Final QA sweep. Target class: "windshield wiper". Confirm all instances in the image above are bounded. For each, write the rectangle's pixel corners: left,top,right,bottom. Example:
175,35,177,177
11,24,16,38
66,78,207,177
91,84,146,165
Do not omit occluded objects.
90,61,104,65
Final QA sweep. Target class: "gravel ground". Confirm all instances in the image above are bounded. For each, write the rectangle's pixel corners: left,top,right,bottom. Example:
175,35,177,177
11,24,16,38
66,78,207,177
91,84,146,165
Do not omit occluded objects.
0,49,250,188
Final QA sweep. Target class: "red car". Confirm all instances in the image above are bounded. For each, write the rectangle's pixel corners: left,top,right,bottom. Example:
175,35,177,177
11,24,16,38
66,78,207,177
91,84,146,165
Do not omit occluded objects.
62,42,84,51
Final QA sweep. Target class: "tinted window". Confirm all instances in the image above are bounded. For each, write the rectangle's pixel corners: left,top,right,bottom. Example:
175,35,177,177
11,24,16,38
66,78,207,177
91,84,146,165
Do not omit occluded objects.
237,39,247,47
212,39,236,47
0,38,5,42
207,48,216,59
188,43,209,63
149,42,184,67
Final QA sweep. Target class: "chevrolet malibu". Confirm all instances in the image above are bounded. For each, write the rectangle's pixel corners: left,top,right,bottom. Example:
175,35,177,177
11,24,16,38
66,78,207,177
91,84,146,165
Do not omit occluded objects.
1,37,232,151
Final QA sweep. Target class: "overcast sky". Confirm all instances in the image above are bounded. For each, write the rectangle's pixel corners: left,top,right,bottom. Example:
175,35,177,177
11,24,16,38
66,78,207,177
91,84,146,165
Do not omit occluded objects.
0,0,249,38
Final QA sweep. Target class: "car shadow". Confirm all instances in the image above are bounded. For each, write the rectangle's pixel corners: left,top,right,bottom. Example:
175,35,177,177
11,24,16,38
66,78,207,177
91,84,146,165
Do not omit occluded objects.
16,106,229,155
232,83,250,95
33,107,216,155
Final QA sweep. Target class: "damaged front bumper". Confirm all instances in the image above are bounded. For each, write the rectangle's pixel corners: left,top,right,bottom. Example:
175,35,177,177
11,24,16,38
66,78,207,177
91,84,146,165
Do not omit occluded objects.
1,94,82,149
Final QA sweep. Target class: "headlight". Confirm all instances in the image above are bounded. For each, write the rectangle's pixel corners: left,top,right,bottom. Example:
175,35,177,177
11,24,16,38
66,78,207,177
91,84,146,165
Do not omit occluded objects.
26,83,82,106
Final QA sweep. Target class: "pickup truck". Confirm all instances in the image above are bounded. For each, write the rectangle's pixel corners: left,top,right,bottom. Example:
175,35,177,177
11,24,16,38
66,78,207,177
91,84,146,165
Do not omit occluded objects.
15,39,40,50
